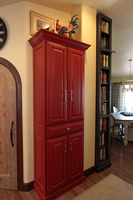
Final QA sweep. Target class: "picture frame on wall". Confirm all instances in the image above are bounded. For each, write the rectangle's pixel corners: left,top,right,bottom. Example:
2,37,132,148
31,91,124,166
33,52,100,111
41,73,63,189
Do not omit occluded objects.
30,10,55,35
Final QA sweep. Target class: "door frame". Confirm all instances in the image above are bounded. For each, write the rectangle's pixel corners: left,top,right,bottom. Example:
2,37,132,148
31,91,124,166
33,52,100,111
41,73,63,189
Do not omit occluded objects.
0,57,23,191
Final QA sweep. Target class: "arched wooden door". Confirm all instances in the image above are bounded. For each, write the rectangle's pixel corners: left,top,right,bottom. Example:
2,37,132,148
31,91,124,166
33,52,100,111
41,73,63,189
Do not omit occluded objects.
0,58,23,191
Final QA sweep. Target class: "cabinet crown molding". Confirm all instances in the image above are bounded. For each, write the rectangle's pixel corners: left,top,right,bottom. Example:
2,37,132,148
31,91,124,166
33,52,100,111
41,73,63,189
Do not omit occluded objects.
29,29,91,51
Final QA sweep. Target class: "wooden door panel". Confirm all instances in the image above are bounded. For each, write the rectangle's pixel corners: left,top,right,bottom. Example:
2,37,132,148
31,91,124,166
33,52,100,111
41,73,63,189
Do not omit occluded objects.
47,136,67,195
47,41,67,126
67,132,83,183
68,48,84,122
0,64,17,190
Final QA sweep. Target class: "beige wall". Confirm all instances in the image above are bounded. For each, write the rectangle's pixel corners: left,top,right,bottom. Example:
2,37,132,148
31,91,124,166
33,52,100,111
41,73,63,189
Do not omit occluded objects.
72,5,96,171
0,2,96,183
81,5,96,170
111,76,130,83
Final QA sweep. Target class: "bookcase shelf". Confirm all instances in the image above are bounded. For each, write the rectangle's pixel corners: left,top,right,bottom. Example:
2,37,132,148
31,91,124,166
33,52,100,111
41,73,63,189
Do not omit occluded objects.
100,47,116,53
101,66,110,70
101,83,109,86
95,12,115,173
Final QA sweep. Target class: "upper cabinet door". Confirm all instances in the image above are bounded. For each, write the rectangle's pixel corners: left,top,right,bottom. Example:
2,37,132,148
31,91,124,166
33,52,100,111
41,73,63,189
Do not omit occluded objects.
47,41,67,126
68,48,84,122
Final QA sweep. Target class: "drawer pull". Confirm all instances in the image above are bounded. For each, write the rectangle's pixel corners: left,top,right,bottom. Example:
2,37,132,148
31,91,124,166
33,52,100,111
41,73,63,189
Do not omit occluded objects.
65,90,67,102
67,127,70,131
70,142,72,151
71,90,73,101
64,144,67,152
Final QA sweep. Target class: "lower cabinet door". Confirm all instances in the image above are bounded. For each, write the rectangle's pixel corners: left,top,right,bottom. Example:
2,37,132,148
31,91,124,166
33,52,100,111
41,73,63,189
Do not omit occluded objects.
47,136,67,194
67,132,84,183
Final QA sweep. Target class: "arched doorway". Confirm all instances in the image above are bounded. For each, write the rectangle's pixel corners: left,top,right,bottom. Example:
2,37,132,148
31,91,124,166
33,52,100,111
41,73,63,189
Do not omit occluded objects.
0,57,23,191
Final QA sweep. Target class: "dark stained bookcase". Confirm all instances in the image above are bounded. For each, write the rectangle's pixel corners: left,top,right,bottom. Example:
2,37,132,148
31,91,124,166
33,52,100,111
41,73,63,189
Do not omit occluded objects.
95,12,115,173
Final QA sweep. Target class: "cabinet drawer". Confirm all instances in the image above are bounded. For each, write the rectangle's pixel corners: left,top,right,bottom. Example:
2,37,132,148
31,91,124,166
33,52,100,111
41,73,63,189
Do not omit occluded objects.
47,121,84,139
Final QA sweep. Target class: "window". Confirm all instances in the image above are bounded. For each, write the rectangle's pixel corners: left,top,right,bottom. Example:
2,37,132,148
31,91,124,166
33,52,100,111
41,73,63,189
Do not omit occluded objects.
125,85,133,112
111,83,133,112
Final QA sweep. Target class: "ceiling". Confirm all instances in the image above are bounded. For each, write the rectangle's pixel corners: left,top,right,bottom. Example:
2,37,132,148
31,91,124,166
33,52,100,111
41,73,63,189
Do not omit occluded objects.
1,0,133,78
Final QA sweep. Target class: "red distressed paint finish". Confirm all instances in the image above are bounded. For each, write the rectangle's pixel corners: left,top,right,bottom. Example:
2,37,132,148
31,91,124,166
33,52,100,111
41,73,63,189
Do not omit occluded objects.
29,29,90,200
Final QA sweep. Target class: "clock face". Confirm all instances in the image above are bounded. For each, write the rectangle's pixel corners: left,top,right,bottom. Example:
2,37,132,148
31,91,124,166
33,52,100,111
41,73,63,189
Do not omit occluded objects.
0,18,7,50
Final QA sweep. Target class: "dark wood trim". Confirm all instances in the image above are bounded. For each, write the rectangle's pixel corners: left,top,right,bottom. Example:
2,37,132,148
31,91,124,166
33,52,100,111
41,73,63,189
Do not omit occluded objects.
95,12,112,173
0,57,23,191
84,166,95,177
23,181,34,192
95,161,111,173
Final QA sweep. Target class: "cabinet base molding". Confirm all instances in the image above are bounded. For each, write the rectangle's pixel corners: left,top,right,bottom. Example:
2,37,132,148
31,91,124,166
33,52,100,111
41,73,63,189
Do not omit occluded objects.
95,161,111,173
22,164,109,193
34,176,85,200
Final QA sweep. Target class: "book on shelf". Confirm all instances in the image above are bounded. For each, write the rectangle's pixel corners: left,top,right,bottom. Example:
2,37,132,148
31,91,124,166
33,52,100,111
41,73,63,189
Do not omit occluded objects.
101,53,109,67
100,132,106,146
103,118,107,130
101,37,106,48
103,86,106,101
100,119,102,131
105,55,107,67
101,86,106,101
101,70,107,83
103,147,106,159
101,102,107,115
104,102,107,114
100,118,107,131
100,147,106,160
101,19,109,34
101,87,103,101
100,149,102,160
102,132,104,145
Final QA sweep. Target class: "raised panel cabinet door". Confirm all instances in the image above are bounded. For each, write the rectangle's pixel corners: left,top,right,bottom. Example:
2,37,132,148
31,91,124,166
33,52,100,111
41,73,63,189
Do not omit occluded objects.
47,136,67,195
67,132,84,183
47,41,67,126
68,48,84,122
0,64,17,190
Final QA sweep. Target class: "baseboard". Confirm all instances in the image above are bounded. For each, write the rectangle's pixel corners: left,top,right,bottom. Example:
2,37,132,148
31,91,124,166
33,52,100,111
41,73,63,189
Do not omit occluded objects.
23,181,34,191
84,166,95,177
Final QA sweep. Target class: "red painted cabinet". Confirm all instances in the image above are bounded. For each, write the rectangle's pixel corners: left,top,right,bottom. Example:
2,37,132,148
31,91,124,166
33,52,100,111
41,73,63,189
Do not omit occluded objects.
29,29,90,200
47,41,67,126
47,41,84,126
68,48,84,122
47,132,83,195
47,136,67,195
67,132,84,183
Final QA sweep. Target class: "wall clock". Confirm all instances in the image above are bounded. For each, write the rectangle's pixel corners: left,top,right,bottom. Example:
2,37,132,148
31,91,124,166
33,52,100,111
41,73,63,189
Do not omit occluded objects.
0,18,7,50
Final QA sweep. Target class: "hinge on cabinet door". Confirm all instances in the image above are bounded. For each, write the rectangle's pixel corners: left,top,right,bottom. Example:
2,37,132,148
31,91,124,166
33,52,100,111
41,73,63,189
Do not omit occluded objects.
71,90,73,101
70,142,72,150
65,90,67,101
64,144,67,152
